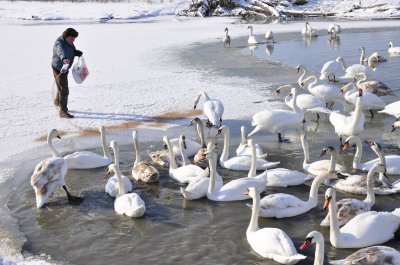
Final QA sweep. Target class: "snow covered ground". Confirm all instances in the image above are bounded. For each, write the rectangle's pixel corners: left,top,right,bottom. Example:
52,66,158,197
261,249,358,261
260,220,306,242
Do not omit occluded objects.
1,0,400,264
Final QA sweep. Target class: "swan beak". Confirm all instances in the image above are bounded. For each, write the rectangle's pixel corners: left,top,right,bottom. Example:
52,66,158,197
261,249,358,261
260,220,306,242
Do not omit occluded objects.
288,93,293,97
106,170,111,176
391,125,396,132
342,142,350,150
300,82,305,88
193,105,197,110
370,65,376,70
323,197,331,209
296,67,300,74
182,137,187,149
56,135,61,139
318,149,327,158
163,143,168,150
275,90,280,96
364,140,373,146
340,89,344,95
215,129,222,137
243,191,249,196
299,239,311,251
359,89,363,97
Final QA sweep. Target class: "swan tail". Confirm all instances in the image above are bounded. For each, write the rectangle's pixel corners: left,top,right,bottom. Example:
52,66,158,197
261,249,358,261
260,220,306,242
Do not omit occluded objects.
132,205,146,217
259,153,269,159
180,187,200,200
248,126,262,137
270,254,306,264
320,218,330,227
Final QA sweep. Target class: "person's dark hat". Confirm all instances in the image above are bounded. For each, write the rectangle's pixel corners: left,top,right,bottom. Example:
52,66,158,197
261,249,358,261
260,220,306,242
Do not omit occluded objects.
62,28,79,38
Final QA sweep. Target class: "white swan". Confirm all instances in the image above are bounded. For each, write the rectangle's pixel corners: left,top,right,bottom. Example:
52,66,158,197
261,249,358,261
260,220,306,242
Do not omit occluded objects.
327,23,341,37
300,75,342,107
276,84,331,122
205,148,267,202
163,135,205,184
180,142,223,200
247,25,258,45
105,140,133,197
169,136,202,158
392,121,400,132
193,90,224,128
254,147,338,218
301,22,316,37
324,187,400,248
378,100,400,119
321,163,385,227
188,118,208,168
319,57,346,82
249,87,304,142
299,231,400,265
107,164,146,218
131,131,159,183
355,72,393,96
217,125,279,170
340,82,385,117
246,139,311,187
301,131,345,176
31,130,82,208
236,126,265,157
64,126,113,169
388,41,400,54
265,29,274,43
245,187,306,264
329,89,364,144
223,27,231,48
340,53,377,80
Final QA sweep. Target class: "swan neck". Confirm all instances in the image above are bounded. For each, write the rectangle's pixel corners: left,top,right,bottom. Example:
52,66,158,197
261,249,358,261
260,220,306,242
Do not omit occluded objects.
360,48,365,64
197,121,206,148
208,153,217,194
133,134,140,166
240,127,246,145
115,166,126,195
247,192,260,233
329,192,342,246
221,128,230,162
179,139,189,166
298,67,306,86
248,144,257,178
339,58,347,70
202,91,211,101
301,132,310,166
101,129,112,159
364,168,376,206
353,137,363,168
328,151,337,173
112,144,121,166
48,136,61,157
291,90,302,113
309,175,324,204
166,139,177,170
314,240,325,265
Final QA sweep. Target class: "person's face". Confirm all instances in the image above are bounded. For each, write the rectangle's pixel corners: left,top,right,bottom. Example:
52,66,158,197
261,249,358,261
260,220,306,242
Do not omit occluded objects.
65,36,76,45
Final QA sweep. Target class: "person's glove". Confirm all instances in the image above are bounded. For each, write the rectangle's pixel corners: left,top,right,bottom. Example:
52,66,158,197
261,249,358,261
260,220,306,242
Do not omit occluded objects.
75,50,83,57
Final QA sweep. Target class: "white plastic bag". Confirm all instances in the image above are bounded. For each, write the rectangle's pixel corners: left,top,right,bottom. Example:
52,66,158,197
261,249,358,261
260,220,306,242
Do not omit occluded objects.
72,56,89,84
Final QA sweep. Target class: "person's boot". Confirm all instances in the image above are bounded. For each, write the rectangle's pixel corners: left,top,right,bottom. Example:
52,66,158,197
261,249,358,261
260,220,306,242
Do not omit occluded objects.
54,92,60,107
59,110,74,118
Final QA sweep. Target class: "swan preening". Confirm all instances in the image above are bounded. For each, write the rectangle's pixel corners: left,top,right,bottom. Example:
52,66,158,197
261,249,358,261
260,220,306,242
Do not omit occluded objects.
327,24,341,37
249,87,304,142
31,129,83,208
245,187,306,264
320,56,346,82
324,187,400,248
223,27,231,48
64,126,113,169
300,231,400,265
193,91,224,128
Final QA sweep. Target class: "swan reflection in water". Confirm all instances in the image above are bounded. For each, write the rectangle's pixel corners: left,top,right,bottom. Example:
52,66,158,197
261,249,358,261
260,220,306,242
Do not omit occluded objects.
248,44,259,56
265,44,274,57
328,35,341,48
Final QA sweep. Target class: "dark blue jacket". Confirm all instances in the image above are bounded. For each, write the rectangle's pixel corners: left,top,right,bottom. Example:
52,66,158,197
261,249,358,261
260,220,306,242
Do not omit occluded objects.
52,36,76,71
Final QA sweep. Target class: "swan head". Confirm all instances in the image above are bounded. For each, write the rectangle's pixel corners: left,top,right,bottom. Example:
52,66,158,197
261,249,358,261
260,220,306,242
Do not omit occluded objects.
132,130,137,140
391,121,400,132
224,27,228,32
358,46,365,51
342,136,357,150
99,126,106,135
358,89,363,97
48,129,61,141
247,25,253,30
179,135,187,149
215,125,227,137
188,117,201,127
364,140,383,155
162,135,170,149
389,41,394,48
243,187,257,197
296,64,304,74
323,188,335,209
318,146,335,158
193,92,204,109
109,140,118,152
106,163,117,176
288,87,297,97
275,85,292,96
299,231,324,250
340,83,354,95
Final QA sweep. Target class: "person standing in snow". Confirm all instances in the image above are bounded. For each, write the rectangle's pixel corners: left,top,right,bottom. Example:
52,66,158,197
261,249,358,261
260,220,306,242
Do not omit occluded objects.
52,28,83,118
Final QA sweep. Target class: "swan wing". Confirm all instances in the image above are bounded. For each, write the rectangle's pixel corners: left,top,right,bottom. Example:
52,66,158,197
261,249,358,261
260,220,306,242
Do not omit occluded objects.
31,157,66,187
115,193,146,217
266,168,311,187
260,193,305,210
64,151,111,169
203,100,224,126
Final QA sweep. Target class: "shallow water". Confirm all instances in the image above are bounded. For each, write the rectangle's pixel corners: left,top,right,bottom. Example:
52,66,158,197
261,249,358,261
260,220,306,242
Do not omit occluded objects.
5,28,400,265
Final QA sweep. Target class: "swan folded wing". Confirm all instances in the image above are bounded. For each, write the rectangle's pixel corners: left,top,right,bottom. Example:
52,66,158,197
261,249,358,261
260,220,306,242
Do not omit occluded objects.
64,151,110,168
340,211,400,245
336,199,370,223
260,193,304,209
204,100,224,126
267,169,311,186
250,228,299,257
340,246,400,264
31,158,64,187
115,193,145,216
172,165,204,183
307,107,332,114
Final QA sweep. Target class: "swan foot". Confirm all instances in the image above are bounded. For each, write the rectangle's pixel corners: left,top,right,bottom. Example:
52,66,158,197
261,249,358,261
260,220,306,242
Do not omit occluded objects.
205,120,214,129
327,102,334,109
311,113,320,122
369,109,374,118
63,185,84,205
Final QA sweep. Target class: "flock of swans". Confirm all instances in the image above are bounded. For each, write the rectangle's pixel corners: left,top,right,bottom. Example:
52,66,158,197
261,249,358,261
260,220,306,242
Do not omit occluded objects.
28,22,400,264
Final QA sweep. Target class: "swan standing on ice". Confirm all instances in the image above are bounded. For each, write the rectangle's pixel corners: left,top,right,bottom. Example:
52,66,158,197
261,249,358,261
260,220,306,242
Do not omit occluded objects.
249,87,304,143
323,187,400,248
299,231,400,265
217,125,280,170
301,22,316,37
388,41,400,54
265,29,274,43
321,163,386,227
247,25,258,45
193,91,224,128
163,135,205,184
131,130,159,183
319,56,346,82
329,89,365,145
378,100,400,119
245,187,306,264
355,72,393,96
31,129,82,208
105,140,133,197
301,131,345,176
223,28,231,48
340,82,385,118
64,126,113,169
107,164,146,218
327,24,341,37
275,85,331,122
392,121,400,132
